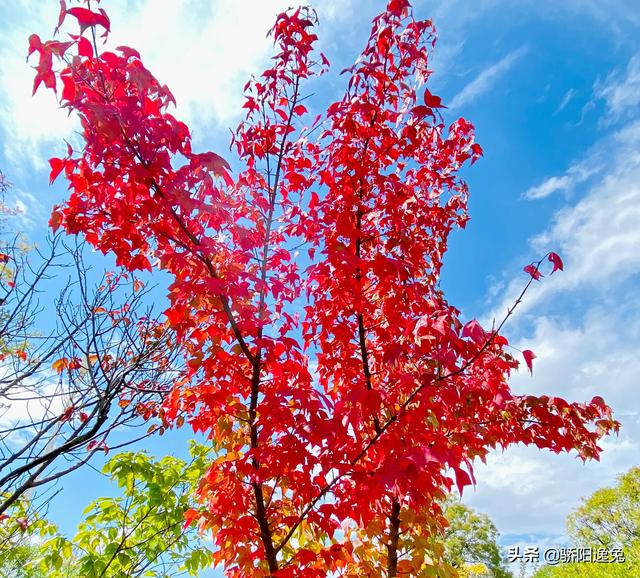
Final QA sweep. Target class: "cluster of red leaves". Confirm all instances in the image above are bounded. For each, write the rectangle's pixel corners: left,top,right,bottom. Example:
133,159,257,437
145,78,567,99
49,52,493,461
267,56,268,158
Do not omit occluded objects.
30,0,618,576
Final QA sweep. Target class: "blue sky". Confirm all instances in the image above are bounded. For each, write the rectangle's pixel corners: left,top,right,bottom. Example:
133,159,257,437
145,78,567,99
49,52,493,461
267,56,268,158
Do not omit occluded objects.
1,0,639,575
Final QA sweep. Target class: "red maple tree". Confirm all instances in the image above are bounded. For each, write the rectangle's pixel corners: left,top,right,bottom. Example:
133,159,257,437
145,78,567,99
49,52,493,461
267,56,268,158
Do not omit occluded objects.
29,1,618,576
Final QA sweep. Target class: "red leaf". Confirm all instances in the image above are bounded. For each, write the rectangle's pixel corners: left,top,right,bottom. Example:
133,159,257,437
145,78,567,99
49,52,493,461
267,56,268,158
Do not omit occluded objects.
194,152,231,176
295,549,317,565
32,49,55,95
522,349,536,374
56,0,67,30
49,158,65,184
61,74,76,102
32,69,56,96
116,45,141,61
470,143,483,165
59,405,74,422
410,105,435,121
293,104,308,116
548,251,563,274
49,208,63,233
28,34,42,56
424,89,445,108
45,40,73,58
523,264,543,281
309,191,319,210
454,467,472,495
129,253,152,272
66,7,111,34
387,0,410,18
183,508,200,529
462,319,487,345
77,36,94,58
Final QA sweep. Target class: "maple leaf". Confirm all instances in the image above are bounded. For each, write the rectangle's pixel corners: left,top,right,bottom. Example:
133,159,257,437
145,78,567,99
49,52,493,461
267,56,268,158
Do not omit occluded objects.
387,0,411,17
191,152,232,178
56,1,67,30
454,467,472,495
470,142,483,165
48,207,63,233
523,264,543,280
183,508,200,529
30,47,55,95
116,45,141,60
462,319,487,345
548,251,564,273
59,405,75,422
424,88,446,108
66,7,111,35
49,157,65,184
27,33,42,57
76,36,94,58
522,349,536,374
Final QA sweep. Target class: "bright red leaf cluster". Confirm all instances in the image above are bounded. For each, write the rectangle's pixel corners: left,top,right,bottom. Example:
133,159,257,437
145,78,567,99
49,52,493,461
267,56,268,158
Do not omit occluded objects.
30,1,618,576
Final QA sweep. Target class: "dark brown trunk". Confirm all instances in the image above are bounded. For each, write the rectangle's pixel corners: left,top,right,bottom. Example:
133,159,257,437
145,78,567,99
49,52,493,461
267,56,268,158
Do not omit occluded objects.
386,499,401,577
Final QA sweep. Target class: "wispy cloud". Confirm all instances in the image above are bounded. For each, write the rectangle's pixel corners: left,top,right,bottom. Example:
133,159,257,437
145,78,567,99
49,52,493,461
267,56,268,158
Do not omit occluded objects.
594,54,640,122
448,46,527,110
523,161,596,200
491,120,640,322
0,181,46,231
524,175,574,200
470,123,640,538
554,87,576,115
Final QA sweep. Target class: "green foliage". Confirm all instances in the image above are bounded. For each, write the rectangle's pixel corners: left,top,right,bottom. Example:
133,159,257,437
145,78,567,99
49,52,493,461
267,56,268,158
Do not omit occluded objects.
533,467,640,578
443,500,512,578
532,560,629,578
567,466,640,550
0,543,49,578
33,442,213,578
0,496,59,578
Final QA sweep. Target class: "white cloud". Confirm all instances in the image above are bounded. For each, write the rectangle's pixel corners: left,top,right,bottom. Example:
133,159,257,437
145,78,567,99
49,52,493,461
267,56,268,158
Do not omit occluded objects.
523,160,597,200
0,1,75,171
470,117,640,543
524,175,574,200
478,452,550,496
594,54,640,122
554,87,576,115
0,0,357,171
4,186,45,230
532,0,640,35
448,47,527,110
0,365,66,448
466,307,640,536
490,121,640,322
426,0,504,81
106,0,294,131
